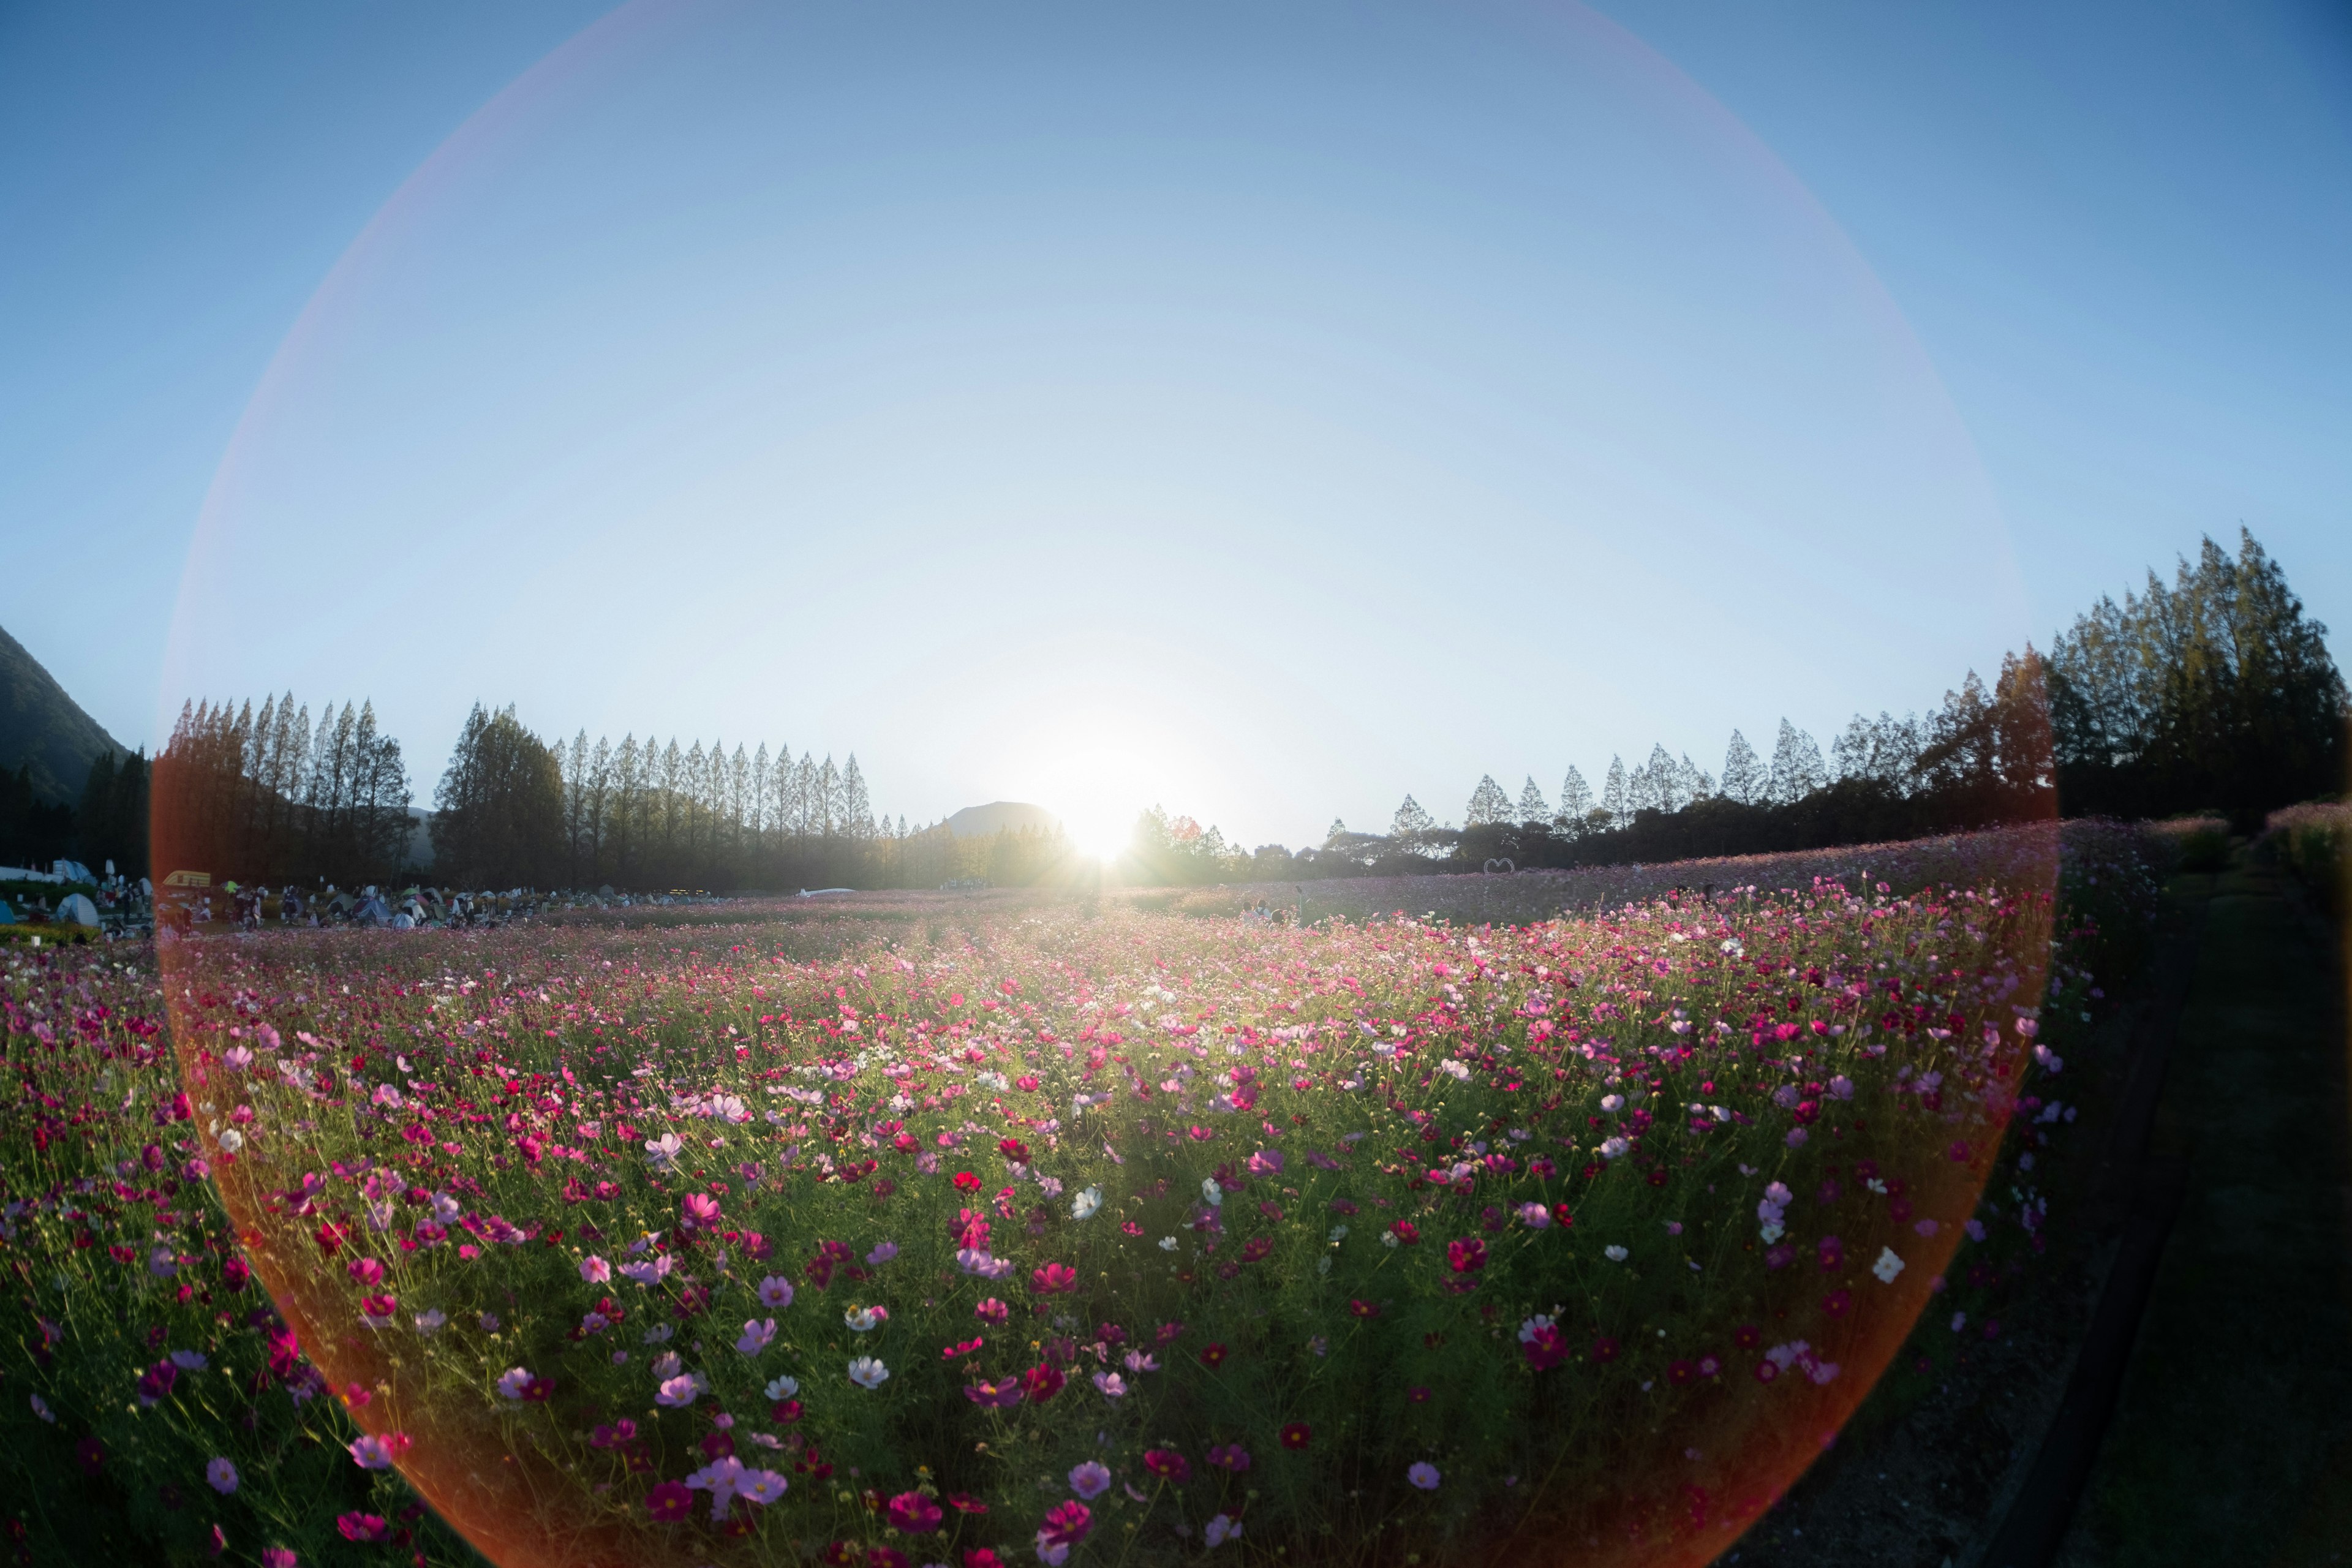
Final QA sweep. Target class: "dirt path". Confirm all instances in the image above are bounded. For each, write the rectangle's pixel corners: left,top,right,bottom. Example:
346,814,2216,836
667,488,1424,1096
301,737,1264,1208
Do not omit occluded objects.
2052,854,2352,1566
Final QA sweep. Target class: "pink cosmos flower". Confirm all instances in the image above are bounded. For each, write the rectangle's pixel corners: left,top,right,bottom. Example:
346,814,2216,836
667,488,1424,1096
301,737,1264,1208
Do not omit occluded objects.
644,1480,692,1521
260,1550,296,1568
1205,1513,1243,1548
347,1431,412,1470
656,1374,701,1408
965,1379,1024,1409
1032,1262,1079,1294
206,1457,238,1494
682,1192,722,1229
685,1457,746,1521
974,1297,1010,1324
1143,1449,1190,1482
336,1513,388,1543
1205,1444,1251,1472
756,1274,795,1308
737,1317,777,1355
887,1491,944,1533
1446,1237,1487,1273
135,1359,178,1406
1035,1499,1093,1558
579,1255,611,1283
1408,1463,1441,1490
1521,1323,1566,1371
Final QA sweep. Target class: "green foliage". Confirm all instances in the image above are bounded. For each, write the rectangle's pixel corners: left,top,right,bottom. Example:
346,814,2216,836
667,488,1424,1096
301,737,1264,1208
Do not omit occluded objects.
2048,529,2348,823
153,695,412,889
433,704,564,888
2264,799,2351,911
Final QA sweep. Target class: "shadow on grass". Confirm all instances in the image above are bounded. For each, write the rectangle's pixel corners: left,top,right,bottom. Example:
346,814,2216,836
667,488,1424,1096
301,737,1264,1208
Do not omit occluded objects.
2055,854,2352,1567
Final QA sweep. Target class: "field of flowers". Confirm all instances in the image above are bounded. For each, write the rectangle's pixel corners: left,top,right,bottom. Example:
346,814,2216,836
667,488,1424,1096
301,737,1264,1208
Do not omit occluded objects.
1,823,2171,1568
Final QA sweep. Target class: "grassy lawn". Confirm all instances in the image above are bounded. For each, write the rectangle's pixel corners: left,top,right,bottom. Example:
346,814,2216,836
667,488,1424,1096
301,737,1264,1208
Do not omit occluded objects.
2056,854,2352,1566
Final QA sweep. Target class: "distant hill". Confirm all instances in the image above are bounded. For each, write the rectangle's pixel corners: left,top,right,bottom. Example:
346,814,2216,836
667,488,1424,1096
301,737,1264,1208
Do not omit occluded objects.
945,801,1061,839
0,622,126,803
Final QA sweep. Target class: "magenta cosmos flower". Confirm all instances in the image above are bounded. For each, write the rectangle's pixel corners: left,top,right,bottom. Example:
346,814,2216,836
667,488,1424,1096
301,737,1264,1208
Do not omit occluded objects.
886,1491,944,1533
1035,1499,1093,1563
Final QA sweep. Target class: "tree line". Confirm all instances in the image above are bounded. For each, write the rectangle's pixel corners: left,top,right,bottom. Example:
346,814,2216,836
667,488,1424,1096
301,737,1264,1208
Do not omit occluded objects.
1128,530,2345,884
148,696,415,888
1,756,144,878
92,527,2352,895
430,703,1082,891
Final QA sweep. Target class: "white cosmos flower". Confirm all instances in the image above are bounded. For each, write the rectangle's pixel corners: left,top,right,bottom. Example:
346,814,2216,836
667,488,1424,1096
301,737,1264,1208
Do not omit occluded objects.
1071,1185,1103,1221
843,1306,888,1333
1200,1178,1223,1207
848,1356,889,1390
1604,1245,1629,1262
764,1374,800,1401
1158,1236,1178,1252
1872,1246,1906,1283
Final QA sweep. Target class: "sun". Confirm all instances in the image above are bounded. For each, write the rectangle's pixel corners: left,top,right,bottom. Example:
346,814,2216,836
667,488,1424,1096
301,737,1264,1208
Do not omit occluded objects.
1061,803,1135,863
1024,728,1156,863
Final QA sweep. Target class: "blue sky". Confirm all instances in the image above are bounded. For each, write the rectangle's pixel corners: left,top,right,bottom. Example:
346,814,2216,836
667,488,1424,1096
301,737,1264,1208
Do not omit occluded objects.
2,1,2345,850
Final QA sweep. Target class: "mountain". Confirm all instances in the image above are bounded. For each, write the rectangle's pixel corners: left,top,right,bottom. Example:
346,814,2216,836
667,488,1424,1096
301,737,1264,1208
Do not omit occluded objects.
0,622,127,803
944,801,1061,839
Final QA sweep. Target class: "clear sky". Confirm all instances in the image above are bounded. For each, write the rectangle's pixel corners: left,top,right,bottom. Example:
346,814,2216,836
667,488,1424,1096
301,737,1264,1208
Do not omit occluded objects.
3,0,2346,851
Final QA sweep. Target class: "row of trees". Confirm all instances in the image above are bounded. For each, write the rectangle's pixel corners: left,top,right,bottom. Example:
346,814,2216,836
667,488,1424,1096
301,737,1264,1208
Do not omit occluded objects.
2046,532,2344,819
141,693,1069,893
1,763,80,873
149,696,414,888
1126,531,2342,884
436,706,1095,891
117,528,2352,895
433,705,898,889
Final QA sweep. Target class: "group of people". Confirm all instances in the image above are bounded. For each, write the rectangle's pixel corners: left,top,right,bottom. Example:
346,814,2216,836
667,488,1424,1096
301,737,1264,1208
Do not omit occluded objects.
156,882,542,935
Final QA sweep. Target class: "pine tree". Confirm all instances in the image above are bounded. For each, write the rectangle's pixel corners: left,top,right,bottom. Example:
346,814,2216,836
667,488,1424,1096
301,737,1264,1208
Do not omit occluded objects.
1390,795,1437,850
1464,774,1512,826
1676,753,1709,806
816,756,841,838
1515,777,1550,826
1765,720,1826,805
1558,766,1594,829
1719,731,1763,804
1324,818,1348,848
1599,756,1627,824
843,755,872,841
431,704,556,889
586,735,613,880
